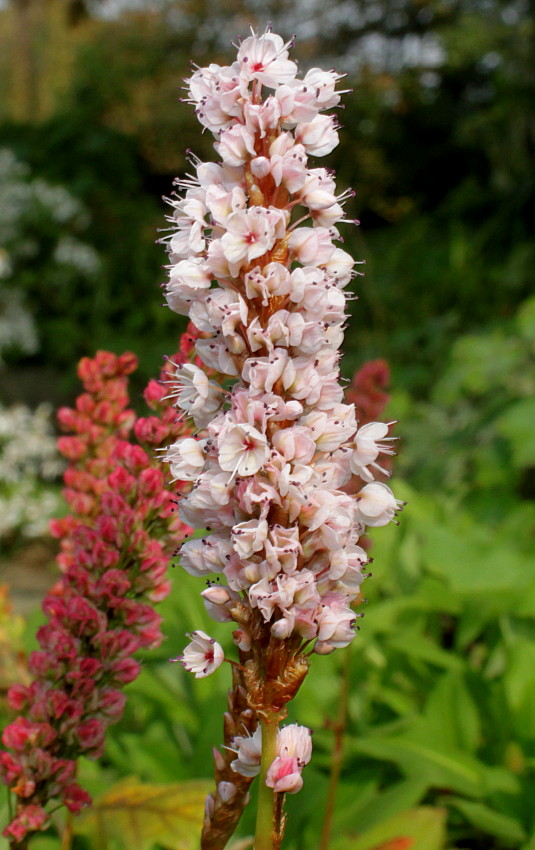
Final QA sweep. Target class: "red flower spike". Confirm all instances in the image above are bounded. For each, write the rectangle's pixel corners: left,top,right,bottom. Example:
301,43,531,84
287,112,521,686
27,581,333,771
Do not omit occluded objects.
0,344,193,842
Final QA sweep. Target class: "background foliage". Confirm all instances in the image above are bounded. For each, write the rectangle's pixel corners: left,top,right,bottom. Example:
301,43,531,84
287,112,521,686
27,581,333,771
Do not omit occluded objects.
0,0,533,847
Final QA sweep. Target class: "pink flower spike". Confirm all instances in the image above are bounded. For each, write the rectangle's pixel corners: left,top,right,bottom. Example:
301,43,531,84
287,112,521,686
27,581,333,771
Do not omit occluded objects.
179,631,225,678
156,28,401,849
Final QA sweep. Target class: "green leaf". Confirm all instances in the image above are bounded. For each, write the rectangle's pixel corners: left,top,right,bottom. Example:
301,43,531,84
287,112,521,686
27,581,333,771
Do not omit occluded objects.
351,735,485,797
346,778,430,835
331,806,446,850
385,633,464,672
448,798,527,843
517,297,535,341
503,640,535,739
74,777,212,850
24,838,60,850
423,673,481,753
496,398,535,468
420,523,532,595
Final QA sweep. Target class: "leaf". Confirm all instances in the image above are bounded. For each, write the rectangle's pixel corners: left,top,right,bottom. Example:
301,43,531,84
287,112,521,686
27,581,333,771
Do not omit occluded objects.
345,778,429,835
517,296,535,341
423,673,481,754
74,777,212,850
496,398,535,468
420,523,532,595
351,735,485,797
448,798,527,844
503,639,535,739
331,806,446,850
385,633,464,672
23,838,60,850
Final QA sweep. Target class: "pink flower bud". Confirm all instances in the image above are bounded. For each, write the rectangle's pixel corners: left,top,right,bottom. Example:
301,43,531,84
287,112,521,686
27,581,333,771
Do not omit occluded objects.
63,783,92,813
201,586,232,606
295,114,339,156
250,156,271,178
266,756,303,794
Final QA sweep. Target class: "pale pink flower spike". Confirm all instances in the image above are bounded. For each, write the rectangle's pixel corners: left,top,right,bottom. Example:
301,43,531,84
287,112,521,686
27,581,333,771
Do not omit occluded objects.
163,26,402,850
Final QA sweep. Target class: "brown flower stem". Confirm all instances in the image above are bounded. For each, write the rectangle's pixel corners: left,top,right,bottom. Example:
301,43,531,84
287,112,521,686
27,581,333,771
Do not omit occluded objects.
319,648,351,850
254,715,280,850
200,667,257,850
273,792,286,850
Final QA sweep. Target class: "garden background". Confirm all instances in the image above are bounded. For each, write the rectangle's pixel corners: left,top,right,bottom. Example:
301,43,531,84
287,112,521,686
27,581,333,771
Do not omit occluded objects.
0,0,534,848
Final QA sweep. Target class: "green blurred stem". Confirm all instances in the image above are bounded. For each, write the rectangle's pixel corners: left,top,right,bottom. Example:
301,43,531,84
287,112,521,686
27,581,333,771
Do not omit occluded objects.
319,648,351,850
254,716,279,850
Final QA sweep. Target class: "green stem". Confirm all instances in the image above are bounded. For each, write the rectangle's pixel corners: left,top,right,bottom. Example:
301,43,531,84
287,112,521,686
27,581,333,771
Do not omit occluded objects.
254,716,279,850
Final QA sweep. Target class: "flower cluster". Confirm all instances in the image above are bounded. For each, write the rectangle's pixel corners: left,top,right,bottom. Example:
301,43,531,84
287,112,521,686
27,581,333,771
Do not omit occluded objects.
230,723,312,794
161,28,402,848
0,347,193,845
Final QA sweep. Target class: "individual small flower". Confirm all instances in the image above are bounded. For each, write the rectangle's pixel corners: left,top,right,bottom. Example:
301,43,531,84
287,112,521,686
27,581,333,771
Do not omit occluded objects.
350,421,396,481
217,125,257,166
232,723,312,794
316,594,357,649
218,423,270,477
295,114,339,156
265,757,303,793
288,226,335,265
277,724,313,764
167,363,223,426
179,535,233,577
355,481,404,526
174,631,225,678
230,726,263,777
231,518,269,558
236,31,298,87
164,437,205,481
221,208,278,269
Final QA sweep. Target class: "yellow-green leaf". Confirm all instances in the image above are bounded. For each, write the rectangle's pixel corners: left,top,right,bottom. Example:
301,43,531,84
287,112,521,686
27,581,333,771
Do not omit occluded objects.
74,777,212,850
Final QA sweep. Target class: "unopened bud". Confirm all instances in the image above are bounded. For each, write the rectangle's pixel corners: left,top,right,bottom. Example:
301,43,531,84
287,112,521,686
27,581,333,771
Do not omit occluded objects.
212,746,227,773
217,781,237,803
201,586,231,605
251,156,271,178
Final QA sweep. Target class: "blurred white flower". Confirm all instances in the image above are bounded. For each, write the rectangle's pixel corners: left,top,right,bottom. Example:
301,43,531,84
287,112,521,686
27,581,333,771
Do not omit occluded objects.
0,401,64,542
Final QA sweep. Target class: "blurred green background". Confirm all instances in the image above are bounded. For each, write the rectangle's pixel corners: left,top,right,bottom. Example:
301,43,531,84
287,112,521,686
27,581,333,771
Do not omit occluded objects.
1,1,534,848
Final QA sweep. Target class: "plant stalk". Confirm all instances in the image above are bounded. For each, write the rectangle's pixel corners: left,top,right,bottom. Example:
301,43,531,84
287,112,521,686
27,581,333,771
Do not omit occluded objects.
254,716,279,850
319,648,351,850
60,811,73,850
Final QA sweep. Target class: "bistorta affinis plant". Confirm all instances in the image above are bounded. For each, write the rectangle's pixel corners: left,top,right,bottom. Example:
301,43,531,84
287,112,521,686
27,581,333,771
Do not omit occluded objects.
161,27,403,850
0,349,193,847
